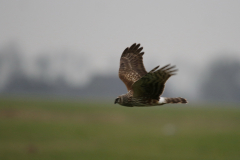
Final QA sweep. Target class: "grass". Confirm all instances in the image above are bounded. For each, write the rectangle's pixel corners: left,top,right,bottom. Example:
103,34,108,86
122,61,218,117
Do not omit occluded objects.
0,98,240,160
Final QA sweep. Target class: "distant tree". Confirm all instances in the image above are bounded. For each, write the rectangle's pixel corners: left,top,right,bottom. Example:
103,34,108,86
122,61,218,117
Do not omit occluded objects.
200,56,240,103
36,55,51,81
0,42,26,91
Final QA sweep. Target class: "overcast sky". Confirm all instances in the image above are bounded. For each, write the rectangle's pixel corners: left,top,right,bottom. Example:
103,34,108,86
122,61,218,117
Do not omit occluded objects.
1,0,240,99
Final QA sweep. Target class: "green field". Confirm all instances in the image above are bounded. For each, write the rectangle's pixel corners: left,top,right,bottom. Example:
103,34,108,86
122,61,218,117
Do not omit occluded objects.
0,98,240,160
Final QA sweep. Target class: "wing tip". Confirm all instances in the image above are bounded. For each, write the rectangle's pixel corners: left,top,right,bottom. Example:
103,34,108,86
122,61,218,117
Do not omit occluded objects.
156,64,178,76
149,65,160,73
127,43,143,55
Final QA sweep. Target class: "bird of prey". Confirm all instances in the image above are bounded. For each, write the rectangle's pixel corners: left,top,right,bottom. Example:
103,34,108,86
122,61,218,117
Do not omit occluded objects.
114,43,187,107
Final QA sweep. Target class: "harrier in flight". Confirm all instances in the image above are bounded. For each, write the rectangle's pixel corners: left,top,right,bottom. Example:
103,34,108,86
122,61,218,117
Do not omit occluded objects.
114,43,187,107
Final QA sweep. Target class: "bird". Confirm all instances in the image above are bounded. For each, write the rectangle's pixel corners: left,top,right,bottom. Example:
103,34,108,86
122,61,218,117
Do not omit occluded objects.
114,43,187,107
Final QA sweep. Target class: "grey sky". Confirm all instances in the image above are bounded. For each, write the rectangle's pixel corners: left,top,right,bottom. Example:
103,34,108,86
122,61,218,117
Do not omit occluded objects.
1,0,240,99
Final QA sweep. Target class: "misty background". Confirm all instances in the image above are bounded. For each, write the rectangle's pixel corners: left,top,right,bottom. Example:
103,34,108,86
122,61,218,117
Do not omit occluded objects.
0,0,240,103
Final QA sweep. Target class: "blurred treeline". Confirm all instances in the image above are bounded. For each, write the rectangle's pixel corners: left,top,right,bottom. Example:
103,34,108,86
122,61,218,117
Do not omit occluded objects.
0,42,240,103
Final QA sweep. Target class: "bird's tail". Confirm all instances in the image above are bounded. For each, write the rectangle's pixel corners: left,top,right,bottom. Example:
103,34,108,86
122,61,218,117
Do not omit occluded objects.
159,97,188,104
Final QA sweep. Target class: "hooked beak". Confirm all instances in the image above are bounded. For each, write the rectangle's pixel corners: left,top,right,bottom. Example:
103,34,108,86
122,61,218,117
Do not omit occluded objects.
114,98,118,104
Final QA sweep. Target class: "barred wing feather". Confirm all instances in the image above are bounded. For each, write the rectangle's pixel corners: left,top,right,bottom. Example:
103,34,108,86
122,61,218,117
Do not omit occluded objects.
119,43,147,91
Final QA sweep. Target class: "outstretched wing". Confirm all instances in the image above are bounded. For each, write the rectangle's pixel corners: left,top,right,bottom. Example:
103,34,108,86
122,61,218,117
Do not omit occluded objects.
119,43,147,91
132,64,177,100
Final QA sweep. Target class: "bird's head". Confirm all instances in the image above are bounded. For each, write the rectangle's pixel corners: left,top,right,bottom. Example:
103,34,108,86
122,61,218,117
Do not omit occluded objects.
114,96,122,105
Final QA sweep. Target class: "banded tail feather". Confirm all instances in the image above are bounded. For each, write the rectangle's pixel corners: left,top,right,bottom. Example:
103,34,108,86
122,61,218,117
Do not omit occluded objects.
159,97,187,104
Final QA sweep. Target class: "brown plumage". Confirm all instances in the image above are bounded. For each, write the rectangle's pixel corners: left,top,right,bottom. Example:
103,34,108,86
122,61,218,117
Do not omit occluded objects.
115,43,187,107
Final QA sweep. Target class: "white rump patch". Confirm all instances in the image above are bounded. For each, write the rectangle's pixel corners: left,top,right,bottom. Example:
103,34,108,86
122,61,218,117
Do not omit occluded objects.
159,97,166,104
